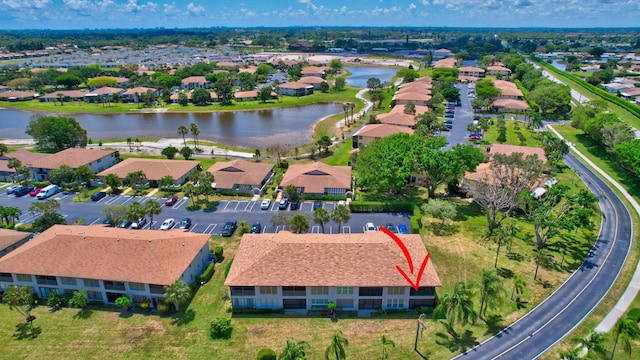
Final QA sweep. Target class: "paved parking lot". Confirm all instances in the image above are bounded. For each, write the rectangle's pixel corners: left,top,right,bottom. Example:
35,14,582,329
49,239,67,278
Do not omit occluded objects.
0,191,411,236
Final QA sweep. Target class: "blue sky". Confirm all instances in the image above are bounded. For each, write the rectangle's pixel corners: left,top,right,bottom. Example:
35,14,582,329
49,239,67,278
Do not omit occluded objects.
0,0,638,29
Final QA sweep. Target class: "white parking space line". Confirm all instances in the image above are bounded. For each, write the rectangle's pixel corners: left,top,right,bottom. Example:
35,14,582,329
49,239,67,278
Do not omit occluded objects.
188,223,198,232
342,226,351,234
172,198,188,210
311,225,320,233
55,194,70,201
104,195,121,205
222,201,232,210
146,221,157,230
275,225,286,233
244,201,256,211
89,217,101,225
203,224,216,234
120,196,134,206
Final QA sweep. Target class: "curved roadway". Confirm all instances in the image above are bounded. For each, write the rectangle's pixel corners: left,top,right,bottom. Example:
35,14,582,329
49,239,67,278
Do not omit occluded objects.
453,153,632,359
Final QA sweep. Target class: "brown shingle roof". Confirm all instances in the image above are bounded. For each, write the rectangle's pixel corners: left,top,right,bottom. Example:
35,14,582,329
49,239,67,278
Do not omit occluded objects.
493,80,523,98
279,81,314,89
390,104,430,115
0,229,30,253
280,162,351,194
299,76,325,84
377,112,418,127
89,87,123,95
0,225,209,285
355,124,415,138
493,98,530,110
207,159,274,190
0,149,50,172
487,144,547,162
301,66,325,75
123,87,157,95
97,158,199,181
392,91,432,102
225,232,441,287
29,148,116,170
433,57,457,69
41,90,86,99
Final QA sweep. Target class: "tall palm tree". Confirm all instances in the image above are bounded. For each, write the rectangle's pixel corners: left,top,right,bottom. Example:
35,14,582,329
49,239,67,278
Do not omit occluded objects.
126,201,146,223
380,333,395,360
488,225,510,268
290,214,310,234
163,280,190,311
190,123,200,151
478,269,506,319
197,171,215,205
433,281,477,331
177,125,188,148
279,339,310,360
572,332,608,360
313,207,330,233
144,200,162,229
611,317,640,359
349,102,356,124
511,274,526,301
325,330,348,360
331,204,351,234
342,103,350,125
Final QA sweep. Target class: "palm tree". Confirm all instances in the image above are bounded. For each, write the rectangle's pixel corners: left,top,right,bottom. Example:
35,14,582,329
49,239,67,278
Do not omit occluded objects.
313,207,330,233
342,103,350,125
144,200,162,229
325,330,348,360
488,225,510,268
478,269,506,319
7,158,21,182
177,125,188,148
279,339,310,360
190,123,200,151
611,317,640,359
163,280,191,311
572,332,608,360
197,171,215,205
290,214,310,234
331,204,351,234
126,201,146,223
349,102,356,124
511,274,526,301
380,333,395,360
558,348,581,360
433,281,477,331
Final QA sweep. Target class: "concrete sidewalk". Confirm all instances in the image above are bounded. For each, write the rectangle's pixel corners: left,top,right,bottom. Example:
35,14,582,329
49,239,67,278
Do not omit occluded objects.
548,125,639,333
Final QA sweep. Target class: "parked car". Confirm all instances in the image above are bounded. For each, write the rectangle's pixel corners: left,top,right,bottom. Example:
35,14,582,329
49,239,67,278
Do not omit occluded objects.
177,217,192,230
102,218,114,227
116,220,132,229
130,217,147,229
5,185,20,194
260,199,271,210
221,220,237,237
313,200,323,210
278,198,289,210
159,218,175,230
446,108,455,113
165,196,178,206
469,135,482,140
13,186,34,197
36,184,59,200
91,191,107,201
444,113,455,118
385,223,398,234
365,222,377,232
398,224,409,234
29,187,42,197
444,119,453,124
290,199,300,210
250,223,261,234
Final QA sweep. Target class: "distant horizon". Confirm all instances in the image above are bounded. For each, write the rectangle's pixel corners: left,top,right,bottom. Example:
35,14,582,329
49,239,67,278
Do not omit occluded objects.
1,0,639,30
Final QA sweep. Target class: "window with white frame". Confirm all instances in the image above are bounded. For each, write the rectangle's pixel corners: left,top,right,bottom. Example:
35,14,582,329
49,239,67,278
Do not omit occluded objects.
260,286,277,295
311,286,329,295
336,287,354,295
232,297,255,309
60,277,77,286
386,298,404,308
16,274,32,282
387,287,405,295
311,298,329,306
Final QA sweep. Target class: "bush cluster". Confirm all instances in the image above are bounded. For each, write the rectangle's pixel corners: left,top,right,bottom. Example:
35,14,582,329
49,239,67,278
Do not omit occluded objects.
348,201,414,213
209,317,233,339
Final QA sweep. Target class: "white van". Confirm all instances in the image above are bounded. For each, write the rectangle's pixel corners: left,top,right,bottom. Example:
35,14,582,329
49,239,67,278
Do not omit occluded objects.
36,184,59,200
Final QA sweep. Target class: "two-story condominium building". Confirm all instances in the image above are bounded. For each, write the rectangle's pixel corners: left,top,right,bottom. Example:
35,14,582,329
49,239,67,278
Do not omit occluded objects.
300,66,326,78
486,65,512,76
278,81,314,97
181,76,212,89
352,124,414,149
97,158,199,187
0,150,50,182
279,162,352,197
0,225,211,306
458,66,485,78
29,148,119,182
122,87,159,103
207,159,274,194
224,232,441,313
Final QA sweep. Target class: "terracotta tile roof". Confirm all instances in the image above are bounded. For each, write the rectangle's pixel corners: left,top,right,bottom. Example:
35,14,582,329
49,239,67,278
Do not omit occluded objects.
434,57,457,69
493,98,530,110
377,112,418,127
487,65,512,73
123,87,157,95
0,229,30,253
459,66,485,73
234,90,258,99
40,90,86,99
279,81,314,89
493,80,523,98
0,150,50,172
216,61,238,68
29,148,117,170
239,66,257,74
392,91,432,102
280,162,351,194
301,66,325,75
355,124,414,138
207,159,274,189
457,76,480,83
299,76,325,84
487,144,547,162
390,104,430,115
414,76,433,84
0,225,210,285
89,87,123,95
97,158,199,181
0,91,36,99
225,232,441,287
181,76,208,85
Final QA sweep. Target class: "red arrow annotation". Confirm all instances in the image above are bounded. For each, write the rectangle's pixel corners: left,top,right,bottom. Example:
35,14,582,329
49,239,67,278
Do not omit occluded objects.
380,226,431,291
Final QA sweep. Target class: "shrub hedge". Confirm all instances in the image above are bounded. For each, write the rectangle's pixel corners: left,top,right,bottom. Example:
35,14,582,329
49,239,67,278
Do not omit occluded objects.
196,262,215,284
348,201,414,213
214,246,223,262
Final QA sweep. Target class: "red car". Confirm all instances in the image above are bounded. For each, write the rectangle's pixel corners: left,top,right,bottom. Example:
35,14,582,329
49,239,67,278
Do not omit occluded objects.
29,187,42,197
165,196,178,206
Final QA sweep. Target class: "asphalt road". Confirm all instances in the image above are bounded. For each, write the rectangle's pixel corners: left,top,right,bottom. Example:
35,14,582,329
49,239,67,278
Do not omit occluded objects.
0,191,410,236
443,83,476,150
453,153,632,359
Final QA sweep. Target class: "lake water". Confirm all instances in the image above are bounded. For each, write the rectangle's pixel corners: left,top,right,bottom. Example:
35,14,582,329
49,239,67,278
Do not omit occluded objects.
345,66,398,88
0,104,343,148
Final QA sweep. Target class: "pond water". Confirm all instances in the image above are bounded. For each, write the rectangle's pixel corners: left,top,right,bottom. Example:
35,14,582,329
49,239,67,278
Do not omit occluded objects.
0,103,344,148
344,66,398,88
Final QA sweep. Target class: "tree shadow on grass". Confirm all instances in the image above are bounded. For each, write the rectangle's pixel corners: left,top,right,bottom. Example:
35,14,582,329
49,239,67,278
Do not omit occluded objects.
435,328,479,353
13,322,42,340
483,314,505,335
171,309,196,326
496,267,514,279
429,222,460,236
73,308,93,320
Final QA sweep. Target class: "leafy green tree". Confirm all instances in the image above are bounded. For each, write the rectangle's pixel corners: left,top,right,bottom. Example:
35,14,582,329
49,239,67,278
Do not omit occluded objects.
159,175,175,188
279,339,310,360
126,201,147,223
329,59,343,74
571,332,608,360
397,68,419,83
369,90,385,109
331,204,351,234
164,280,191,311
414,111,445,137
210,317,233,339
433,281,477,331
178,92,189,106
161,146,179,159
366,77,381,90
0,143,8,156
290,214,310,234
180,146,193,160
215,76,234,105
2,285,36,323
29,199,61,216
259,86,273,103
380,333,395,360
313,207,330,233
333,77,346,92
325,330,348,360
87,76,117,88
475,79,501,104
126,170,146,188
7,157,22,181
526,82,571,117
49,164,75,186
0,206,22,226
105,173,122,194
478,269,506,319
101,205,128,226
284,184,300,201
74,165,96,187
320,81,330,93
144,200,163,229
115,295,131,312
422,198,457,231
191,88,210,106
611,317,640,359
68,290,89,308
317,135,332,154
26,115,88,152
487,224,511,268
197,171,215,205
55,74,81,89
257,348,277,360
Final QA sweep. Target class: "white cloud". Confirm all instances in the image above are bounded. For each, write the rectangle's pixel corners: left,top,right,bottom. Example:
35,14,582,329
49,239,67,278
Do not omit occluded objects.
186,2,205,16
409,3,417,10
240,8,256,17
1,0,51,9
163,3,176,14
123,0,158,13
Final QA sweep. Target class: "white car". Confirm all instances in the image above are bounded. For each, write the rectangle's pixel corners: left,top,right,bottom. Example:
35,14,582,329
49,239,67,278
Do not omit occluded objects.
159,218,175,230
365,222,377,232
260,199,271,210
